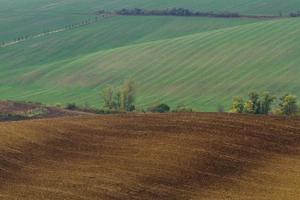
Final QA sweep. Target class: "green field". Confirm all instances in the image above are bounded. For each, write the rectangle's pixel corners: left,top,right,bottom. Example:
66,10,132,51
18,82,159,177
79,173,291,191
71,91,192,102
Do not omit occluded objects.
0,15,299,111
1,0,300,41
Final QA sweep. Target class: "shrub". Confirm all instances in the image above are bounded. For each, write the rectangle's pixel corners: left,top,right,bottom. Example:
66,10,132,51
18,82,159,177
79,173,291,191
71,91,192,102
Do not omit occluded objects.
148,104,170,113
173,104,193,112
22,108,48,117
66,103,77,110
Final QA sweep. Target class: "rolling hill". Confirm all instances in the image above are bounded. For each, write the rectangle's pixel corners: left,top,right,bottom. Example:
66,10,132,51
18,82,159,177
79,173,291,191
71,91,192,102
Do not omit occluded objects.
1,113,300,199
0,17,299,110
1,0,300,42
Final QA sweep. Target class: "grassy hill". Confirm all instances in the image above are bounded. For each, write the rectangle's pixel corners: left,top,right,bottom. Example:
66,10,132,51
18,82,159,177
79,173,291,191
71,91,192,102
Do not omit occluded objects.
1,113,300,199
1,0,300,41
0,17,299,111
0,16,263,110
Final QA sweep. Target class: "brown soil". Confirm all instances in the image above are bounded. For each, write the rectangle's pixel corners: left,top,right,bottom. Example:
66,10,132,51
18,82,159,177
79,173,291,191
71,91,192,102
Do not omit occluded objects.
0,113,299,199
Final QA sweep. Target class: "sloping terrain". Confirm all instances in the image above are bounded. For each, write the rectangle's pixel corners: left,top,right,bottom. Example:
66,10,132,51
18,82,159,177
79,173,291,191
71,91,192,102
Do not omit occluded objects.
1,18,299,110
0,113,299,199
1,0,300,42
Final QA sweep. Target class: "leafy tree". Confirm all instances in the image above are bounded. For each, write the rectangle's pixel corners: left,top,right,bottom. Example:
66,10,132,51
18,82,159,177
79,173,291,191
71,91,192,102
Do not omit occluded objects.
101,79,136,112
244,100,255,114
278,94,298,115
245,92,275,114
120,79,136,112
231,97,244,113
102,86,114,109
260,92,276,114
248,92,261,114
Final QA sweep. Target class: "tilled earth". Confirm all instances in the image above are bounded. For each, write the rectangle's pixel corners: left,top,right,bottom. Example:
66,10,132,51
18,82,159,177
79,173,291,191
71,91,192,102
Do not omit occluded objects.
0,113,299,199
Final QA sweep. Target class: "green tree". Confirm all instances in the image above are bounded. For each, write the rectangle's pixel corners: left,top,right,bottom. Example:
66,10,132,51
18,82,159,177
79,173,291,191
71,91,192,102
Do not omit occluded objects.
248,92,261,114
101,86,114,109
278,94,298,115
244,100,255,114
120,79,136,112
260,92,276,114
231,97,244,113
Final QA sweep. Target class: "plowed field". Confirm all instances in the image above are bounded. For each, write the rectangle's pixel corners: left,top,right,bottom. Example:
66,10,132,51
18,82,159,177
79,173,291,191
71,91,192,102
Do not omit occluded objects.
0,113,299,199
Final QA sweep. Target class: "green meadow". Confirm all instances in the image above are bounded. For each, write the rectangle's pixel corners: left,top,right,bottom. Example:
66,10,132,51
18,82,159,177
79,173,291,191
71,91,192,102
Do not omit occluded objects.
1,0,300,41
0,15,299,111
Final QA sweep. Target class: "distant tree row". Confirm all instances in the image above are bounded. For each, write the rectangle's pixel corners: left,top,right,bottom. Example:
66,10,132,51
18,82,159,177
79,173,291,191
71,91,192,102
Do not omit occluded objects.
83,80,299,116
98,8,241,18
231,92,298,116
96,8,295,19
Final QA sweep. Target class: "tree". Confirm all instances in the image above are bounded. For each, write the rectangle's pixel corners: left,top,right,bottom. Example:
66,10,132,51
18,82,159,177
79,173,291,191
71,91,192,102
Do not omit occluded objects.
260,92,276,114
101,86,114,109
244,100,255,114
231,96,244,113
120,79,136,112
278,94,298,115
101,79,136,112
248,92,261,114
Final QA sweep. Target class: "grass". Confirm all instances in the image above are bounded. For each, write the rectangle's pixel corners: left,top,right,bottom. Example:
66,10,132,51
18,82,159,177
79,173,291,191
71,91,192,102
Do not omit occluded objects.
0,17,299,111
0,113,300,199
0,16,264,110
1,0,300,42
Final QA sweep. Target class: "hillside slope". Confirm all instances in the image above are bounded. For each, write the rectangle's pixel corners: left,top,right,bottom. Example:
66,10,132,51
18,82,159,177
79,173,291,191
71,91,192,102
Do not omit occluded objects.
1,18,299,110
0,113,300,199
0,16,259,69
1,0,300,41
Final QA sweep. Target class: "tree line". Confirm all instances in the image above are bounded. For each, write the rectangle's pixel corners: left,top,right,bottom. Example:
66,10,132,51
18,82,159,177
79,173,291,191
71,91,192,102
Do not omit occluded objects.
99,80,298,116
231,92,298,116
96,8,295,19
64,79,298,116
115,8,241,18
97,8,242,18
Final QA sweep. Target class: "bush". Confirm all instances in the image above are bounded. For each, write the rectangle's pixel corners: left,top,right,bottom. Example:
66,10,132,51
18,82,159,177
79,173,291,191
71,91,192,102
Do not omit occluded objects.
173,104,193,112
66,103,77,110
148,104,170,113
22,108,48,117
